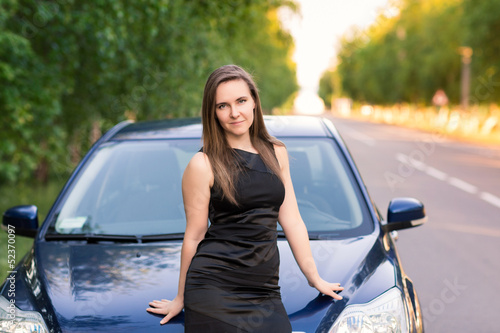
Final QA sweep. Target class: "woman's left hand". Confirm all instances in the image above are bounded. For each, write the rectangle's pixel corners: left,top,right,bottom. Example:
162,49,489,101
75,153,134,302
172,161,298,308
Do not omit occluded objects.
310,278,344,300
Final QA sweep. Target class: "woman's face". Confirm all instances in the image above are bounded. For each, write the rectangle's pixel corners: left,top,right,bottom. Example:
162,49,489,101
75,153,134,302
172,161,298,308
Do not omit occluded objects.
215,79,255,141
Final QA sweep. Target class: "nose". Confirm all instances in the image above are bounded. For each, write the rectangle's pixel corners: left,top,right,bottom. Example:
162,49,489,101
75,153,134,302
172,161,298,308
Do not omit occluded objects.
229,104,240,118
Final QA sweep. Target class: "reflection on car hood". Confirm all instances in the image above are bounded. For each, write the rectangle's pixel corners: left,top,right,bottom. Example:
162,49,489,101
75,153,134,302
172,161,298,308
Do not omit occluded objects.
28,234,394,332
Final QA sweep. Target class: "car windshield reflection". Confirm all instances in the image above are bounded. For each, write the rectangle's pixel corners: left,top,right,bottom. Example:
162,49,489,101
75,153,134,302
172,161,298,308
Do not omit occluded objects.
46,138,372,238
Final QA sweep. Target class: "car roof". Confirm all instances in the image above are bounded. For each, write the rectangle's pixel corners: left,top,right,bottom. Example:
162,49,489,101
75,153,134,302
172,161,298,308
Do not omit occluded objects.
109,115,333,141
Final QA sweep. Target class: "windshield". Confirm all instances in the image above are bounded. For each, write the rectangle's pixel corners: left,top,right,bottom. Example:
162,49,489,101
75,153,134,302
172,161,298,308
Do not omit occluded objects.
283,138,372,236
48,140,199,236
47,137,372,237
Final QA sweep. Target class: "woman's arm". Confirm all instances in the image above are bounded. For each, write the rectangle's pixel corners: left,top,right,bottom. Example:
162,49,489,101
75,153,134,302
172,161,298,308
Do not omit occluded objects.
147,152,212,324
275,145,343,300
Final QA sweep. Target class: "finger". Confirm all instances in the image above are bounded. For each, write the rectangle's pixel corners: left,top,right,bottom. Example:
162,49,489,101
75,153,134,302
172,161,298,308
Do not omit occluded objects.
147,307,169,315
160,313,174,325
331,285,344,300
323,287,343,300
149,301,162,307
330,283,344,290
324,288,343,300
331,292,343,300
149,300,169,306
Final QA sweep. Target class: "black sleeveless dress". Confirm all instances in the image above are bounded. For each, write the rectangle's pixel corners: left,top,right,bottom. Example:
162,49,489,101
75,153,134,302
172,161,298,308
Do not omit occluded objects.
184,148,292,333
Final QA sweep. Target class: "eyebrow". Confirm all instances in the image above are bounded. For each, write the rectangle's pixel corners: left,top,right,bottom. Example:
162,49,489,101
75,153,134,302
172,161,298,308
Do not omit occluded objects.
215,96,248,107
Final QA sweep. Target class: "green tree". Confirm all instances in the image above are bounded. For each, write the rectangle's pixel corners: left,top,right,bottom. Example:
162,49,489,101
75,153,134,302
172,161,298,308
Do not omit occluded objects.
318,69,339,108
335,0,463,106
0,0,65,183
463,0,500,104
0,0,298,184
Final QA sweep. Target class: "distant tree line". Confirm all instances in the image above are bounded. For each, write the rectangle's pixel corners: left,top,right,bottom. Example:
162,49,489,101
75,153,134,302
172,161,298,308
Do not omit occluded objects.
0,0,298,184
320,0,500,108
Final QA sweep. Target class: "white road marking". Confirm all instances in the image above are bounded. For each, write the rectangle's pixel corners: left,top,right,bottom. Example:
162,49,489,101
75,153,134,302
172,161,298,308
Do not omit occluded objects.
480,192,500,209
395,153,499,209
409,159,426,171
448,177,478,194
396,153,408,164
425,167,448,181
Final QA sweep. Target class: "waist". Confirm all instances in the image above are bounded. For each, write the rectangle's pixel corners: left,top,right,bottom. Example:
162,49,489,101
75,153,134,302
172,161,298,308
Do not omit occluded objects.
189,235,280,275
205,221,278,242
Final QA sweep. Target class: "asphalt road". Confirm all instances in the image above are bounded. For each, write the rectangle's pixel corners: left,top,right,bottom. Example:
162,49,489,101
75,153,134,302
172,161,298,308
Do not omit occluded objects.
326,114,500,333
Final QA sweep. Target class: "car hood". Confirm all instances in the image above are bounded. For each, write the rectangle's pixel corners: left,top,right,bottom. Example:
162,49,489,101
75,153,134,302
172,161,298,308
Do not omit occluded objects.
25,234,395,332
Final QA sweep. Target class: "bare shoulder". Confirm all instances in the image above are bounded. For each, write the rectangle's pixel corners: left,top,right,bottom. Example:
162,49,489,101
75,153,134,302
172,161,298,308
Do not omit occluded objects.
187,151,211,170
273,144,289,169
183,151,213,186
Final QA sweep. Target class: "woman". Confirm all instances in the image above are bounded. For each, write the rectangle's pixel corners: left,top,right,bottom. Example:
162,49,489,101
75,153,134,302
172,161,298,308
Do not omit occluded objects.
147,65,343,332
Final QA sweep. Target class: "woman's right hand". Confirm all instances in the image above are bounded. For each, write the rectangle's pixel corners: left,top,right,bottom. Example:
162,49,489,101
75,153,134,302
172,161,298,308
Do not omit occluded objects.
146,296,184,325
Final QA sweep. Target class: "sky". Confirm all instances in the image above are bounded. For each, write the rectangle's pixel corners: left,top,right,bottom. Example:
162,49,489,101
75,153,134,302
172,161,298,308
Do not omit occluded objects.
280,0,393,92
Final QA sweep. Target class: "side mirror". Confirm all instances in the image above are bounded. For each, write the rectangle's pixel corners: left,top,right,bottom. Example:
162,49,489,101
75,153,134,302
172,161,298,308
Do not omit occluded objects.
2,205,39,238
383,198,427,232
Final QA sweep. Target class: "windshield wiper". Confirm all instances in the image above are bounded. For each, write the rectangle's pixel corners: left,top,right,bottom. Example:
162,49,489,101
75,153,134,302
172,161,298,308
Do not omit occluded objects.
45,233,185,243
308,233,341,240
141,233,185,242
45,233,140,243
277,231,341,240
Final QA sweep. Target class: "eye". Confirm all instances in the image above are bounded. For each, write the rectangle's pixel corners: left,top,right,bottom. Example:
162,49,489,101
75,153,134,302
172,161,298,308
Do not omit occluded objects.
238,99,247,104
217,104,227,110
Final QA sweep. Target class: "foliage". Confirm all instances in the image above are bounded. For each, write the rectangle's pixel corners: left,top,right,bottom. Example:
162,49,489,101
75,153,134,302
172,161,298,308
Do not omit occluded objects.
318,69,338,108
0,0,65,183
462,0,500,104
325,0,500,106
0,0,298,184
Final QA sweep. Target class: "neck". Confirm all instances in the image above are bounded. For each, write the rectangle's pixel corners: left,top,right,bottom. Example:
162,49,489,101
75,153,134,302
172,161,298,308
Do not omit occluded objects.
226,134,254,151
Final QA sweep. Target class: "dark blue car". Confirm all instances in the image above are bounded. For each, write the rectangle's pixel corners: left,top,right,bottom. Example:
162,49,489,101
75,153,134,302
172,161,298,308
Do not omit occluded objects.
1,116,425,332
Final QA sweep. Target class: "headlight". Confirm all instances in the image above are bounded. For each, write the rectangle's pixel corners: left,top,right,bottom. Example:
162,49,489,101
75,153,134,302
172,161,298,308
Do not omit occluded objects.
0,296,49,333
329,288,408,333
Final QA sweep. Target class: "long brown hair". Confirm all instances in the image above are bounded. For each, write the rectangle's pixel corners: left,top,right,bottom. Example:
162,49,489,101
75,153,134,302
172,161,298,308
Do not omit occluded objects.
201,64,284,205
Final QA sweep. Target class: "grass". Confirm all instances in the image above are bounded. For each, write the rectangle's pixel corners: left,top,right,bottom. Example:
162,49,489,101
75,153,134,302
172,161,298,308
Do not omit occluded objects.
0,179,67,281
